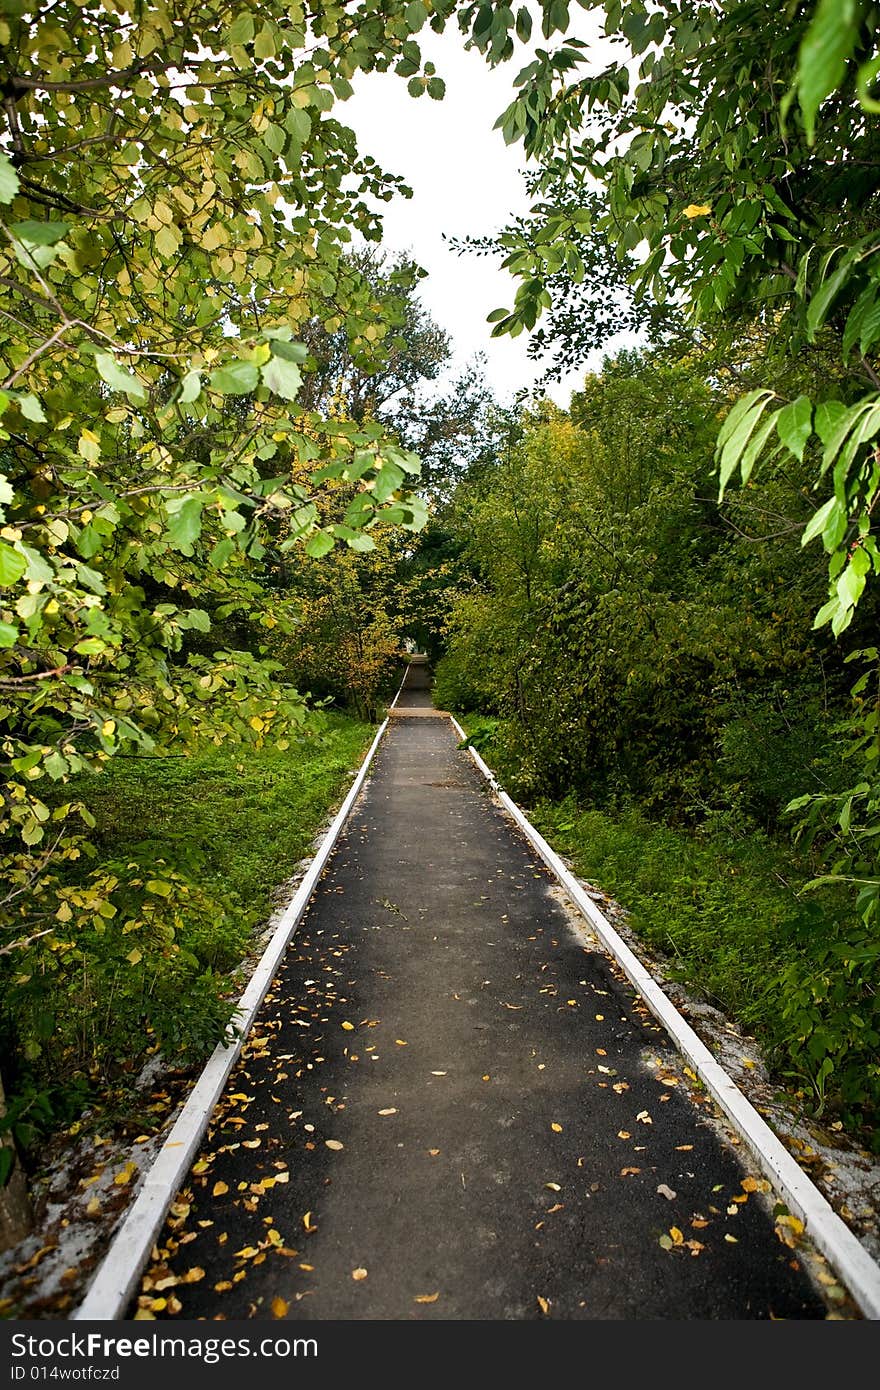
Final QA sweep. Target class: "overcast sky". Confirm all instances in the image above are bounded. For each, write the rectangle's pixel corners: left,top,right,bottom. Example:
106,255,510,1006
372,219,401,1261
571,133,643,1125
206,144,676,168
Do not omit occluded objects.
345,25,640,408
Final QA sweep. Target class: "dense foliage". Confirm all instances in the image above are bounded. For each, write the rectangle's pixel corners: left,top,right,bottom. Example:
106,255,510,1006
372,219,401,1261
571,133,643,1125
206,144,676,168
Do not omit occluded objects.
436,346,880,1139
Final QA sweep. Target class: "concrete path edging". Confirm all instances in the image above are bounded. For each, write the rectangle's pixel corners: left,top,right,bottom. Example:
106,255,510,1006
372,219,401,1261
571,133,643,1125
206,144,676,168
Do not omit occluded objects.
73,716,392,1321
449,715,880,1321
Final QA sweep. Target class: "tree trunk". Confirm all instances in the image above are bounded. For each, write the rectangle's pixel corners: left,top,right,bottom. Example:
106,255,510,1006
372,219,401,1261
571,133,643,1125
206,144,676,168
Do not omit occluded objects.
0,1070,33,1252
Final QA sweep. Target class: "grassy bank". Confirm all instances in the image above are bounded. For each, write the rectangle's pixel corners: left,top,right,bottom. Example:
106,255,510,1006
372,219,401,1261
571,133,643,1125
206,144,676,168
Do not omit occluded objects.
0,711,375,1154
456,716,880,1150
82,709,374,923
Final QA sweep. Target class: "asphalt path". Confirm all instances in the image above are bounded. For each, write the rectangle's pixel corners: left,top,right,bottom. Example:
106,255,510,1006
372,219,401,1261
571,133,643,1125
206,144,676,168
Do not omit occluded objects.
132,663,830,1320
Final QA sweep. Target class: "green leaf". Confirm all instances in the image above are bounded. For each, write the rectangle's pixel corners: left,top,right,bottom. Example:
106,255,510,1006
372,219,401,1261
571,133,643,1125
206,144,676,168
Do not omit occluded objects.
775,395,812,460
806,255,851,338
145,879,173,896
347,533,376,552
178,370,201,404
405,1,428,30
165,495,204,554
261,354,302,401
0,542,27,587
95,352,148,401
0,620,18,647
9,220,69,246
209,361,259,395
265,336,308,362
227,12,255,45
305,531,335,558
209,537,236,569
794,0,859,144
17,393,47,423
801,495,845,549
715,390,776,497
0,152,19,203
183,608,211,632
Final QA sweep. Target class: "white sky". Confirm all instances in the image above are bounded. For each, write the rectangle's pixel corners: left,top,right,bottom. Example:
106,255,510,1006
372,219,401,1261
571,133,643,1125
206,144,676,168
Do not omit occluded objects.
345,25,640,408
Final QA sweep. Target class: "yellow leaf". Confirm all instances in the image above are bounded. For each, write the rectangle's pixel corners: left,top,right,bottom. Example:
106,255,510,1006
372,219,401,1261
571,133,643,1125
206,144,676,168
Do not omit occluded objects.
181,1267,205,1284
341,1021,355,1031
214,1281,232,1293
212,1182,229,1197
302,1211,315,1232
545,1182,561,1192
85,1197,101,1216
670,1227,684,1246
537,1295,551,1315
551,1123,563,1133
352,1267,368,1281
114,1162,137,1187
395,1039,408,1046
683,203,712,218
325,1139,344,1151
127,948,142,965
271,1296,289,1318
414,1291,439,1304
378,1108,397,1116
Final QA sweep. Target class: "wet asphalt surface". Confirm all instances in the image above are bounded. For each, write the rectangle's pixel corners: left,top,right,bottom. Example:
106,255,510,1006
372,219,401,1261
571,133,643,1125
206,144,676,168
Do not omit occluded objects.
132,664,830,1320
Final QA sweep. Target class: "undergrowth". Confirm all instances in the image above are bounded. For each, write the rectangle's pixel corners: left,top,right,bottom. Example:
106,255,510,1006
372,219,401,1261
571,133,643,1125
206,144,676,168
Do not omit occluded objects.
455,715,880,1151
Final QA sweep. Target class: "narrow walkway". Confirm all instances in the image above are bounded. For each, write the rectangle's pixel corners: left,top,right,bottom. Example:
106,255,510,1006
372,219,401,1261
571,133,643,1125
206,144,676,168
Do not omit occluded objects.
135,664,828,1319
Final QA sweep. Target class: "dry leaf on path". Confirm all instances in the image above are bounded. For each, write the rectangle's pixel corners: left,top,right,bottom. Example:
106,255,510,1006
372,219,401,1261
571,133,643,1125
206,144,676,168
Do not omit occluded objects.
414,1292,440,1304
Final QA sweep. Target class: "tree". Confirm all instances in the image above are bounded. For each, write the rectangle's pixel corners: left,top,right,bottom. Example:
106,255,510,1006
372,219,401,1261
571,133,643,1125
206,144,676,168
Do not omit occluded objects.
476,0,880,636
0,0,451,1240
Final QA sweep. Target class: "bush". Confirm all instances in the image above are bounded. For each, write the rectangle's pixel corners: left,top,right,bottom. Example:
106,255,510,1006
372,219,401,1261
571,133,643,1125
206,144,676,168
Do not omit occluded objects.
529,795,880,1146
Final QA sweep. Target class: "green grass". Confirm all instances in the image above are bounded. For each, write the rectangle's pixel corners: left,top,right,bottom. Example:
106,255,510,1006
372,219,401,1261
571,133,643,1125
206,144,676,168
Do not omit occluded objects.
83,709,375,929
0,711,376,1148
456,714,880,1147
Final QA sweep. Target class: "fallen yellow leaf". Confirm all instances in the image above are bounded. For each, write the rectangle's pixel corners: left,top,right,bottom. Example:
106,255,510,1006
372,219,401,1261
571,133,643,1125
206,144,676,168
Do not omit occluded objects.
271,1296,289,1318
341,1022,355,1031
325,1139,344,1151
378,1108,397,1116
212,1181,229,1197
551,1123,563,1133
537,1295,551,1315
414,1292,439,1304
352,1268,368,1281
